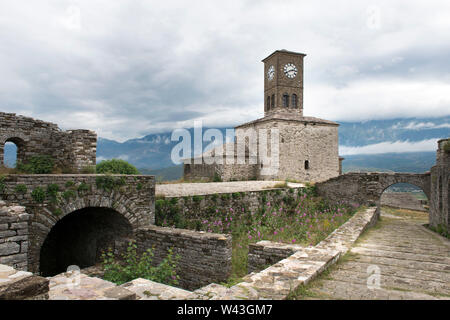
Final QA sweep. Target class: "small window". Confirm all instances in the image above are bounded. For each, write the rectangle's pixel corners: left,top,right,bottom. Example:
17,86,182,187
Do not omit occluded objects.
292,94,298,108
266,96,270,111
304,160,309,170
271,94,275,108
282,94,289,107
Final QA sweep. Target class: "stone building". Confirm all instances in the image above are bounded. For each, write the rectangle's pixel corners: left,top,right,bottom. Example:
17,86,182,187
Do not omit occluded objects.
0,112,97,172
429,138,449,233
184,50,340,182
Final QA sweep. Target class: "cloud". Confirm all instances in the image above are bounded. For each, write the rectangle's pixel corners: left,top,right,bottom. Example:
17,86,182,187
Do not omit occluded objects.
392,121,450,130
340,138,439,155
0,0,449,141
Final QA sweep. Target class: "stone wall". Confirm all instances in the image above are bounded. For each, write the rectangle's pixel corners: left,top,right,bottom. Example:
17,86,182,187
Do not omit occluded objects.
156,187,303,225
429,138,449,232
316,172,431,207
0,201,30,270
135,225,232,290
0,112,96,172
0,174,155,272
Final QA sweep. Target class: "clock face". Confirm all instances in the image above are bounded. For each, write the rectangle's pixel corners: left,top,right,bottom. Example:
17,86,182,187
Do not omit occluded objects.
283,63,298,79
267,65,275,81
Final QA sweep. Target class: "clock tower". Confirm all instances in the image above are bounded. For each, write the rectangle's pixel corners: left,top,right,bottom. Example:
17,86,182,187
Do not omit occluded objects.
263,49,306,117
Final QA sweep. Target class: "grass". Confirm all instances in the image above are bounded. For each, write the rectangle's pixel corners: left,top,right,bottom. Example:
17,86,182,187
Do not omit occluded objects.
161,191,360,283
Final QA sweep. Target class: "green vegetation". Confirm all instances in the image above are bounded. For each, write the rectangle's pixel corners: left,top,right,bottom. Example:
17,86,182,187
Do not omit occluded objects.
62,190,76,200
16,155,54,174
80,165,96,174
158,186,359,280
102,241,180,286
46,184,59,202
430,224,449,239
31,187,46,203
96,159,139,175
65,180,75,188
14,184,27,194
0,175,5,194
77,182,90,192
443,141,450,153
95,175,126,191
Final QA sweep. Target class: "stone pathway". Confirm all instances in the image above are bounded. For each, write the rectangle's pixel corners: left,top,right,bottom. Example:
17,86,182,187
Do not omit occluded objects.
156,180,301,197
306,209,450,300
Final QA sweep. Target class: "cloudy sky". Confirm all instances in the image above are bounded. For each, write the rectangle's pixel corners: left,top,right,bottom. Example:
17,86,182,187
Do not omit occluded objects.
0,0,449,142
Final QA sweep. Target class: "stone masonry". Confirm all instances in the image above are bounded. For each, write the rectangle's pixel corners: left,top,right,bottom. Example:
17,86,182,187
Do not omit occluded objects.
429,138,449,232
0,174,155,273
0,201,30,270
135,226,232,290
0,112,97,172
183,50,340,183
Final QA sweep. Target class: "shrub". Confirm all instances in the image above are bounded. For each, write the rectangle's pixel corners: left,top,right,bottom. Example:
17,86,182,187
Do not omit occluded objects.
96,159,139,175
80,165,96,174
17,155,54,174
95,175,126,191
15,184,27,194
77,182,90,192
31,187,46,203
46,184,59,201
53,208,63,217
102,241,180,286
62,190,76,200
65,181,75,188
443,141,450,153
213,172,222,182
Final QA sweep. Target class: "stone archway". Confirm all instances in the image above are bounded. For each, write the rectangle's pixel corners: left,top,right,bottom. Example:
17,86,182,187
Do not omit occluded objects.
39,207,133,276
379,182,429,213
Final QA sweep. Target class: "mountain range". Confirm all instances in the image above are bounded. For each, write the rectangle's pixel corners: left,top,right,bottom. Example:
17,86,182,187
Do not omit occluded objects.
3,116,449,180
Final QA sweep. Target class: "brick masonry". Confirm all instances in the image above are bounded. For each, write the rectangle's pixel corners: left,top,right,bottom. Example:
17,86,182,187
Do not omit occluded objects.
0,112,97,172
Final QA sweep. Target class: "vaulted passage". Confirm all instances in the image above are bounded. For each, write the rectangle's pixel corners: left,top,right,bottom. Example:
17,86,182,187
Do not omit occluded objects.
39,207,132,277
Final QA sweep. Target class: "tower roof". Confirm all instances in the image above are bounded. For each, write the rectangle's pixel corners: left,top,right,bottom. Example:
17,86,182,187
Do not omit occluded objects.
262,49,307,62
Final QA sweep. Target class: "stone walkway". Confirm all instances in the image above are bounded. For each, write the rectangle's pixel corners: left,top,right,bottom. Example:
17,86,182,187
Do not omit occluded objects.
155,180,302,197
306,209,450,300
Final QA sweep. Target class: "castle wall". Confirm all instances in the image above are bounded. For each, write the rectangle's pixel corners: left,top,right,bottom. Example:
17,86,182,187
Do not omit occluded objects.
429,139,449,232
0,112,96,172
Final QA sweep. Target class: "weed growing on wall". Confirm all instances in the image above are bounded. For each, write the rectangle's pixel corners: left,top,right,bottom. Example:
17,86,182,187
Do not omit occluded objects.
101,241,180,286
16,155,54,174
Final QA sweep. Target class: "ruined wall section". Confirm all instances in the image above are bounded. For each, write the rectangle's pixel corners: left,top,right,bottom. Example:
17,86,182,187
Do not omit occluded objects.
0,112,96,172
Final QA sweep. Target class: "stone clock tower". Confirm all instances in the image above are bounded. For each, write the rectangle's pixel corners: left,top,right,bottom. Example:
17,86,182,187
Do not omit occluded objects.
184,49,340,184
263,49,306,117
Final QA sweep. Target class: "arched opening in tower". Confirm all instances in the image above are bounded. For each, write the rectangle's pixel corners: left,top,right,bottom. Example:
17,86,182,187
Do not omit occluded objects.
39,207,133,277
380,183,429,214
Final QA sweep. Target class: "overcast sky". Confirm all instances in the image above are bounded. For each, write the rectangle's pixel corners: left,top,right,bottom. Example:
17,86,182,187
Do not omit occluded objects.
0,0,449,142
